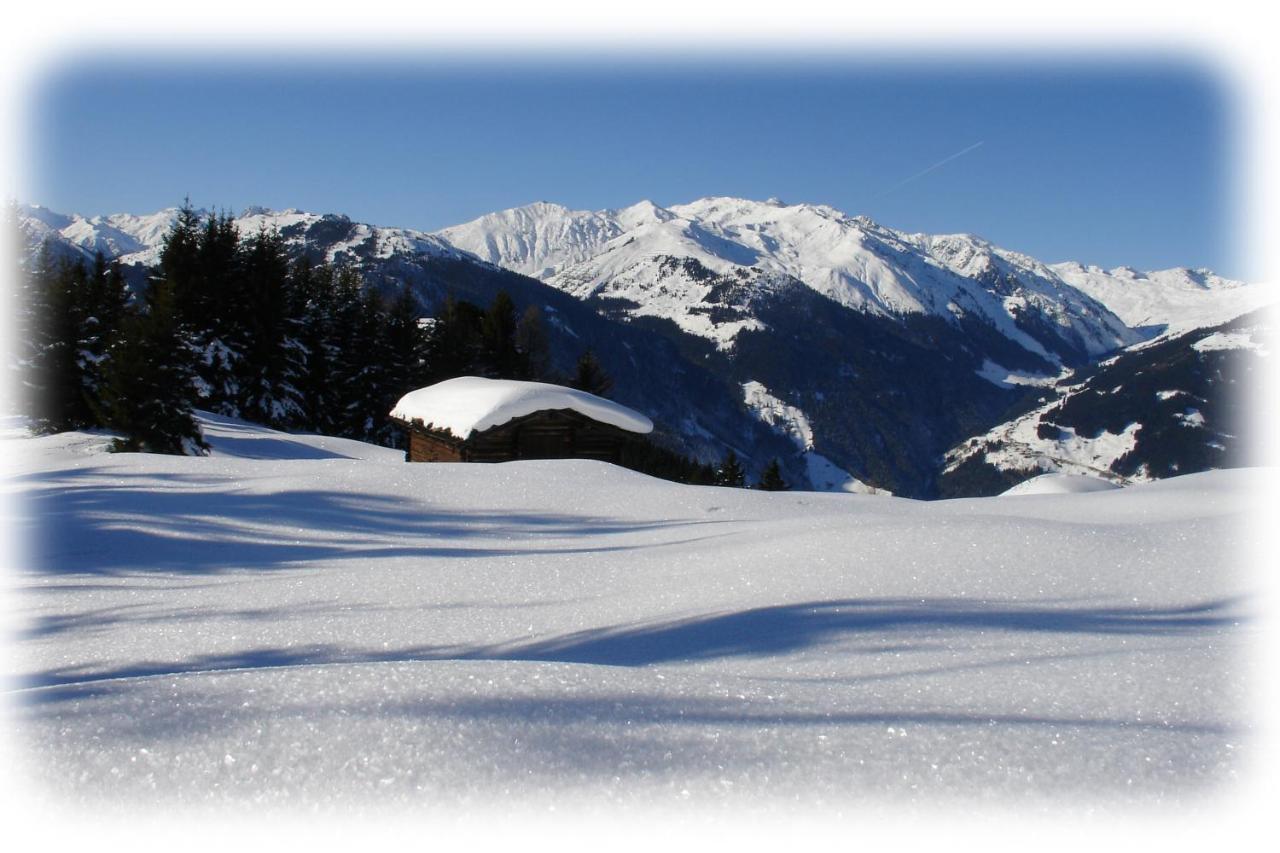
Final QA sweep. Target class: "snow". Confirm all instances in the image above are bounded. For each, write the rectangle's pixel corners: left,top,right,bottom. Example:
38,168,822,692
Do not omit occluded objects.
944,397,1145,483
1051,262,1275,337
3,415,1260,817
388,376,654,438
741,381,815,450
1000,473,1124,496
1192,330,1270,355
976,359,1063,389
432,196,1142,358
741,381,886,494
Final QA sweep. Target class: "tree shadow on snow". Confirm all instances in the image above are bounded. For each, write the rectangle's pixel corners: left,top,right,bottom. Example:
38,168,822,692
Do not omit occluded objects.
17,596,1242,693
484,597,1244,666
17,468,731,576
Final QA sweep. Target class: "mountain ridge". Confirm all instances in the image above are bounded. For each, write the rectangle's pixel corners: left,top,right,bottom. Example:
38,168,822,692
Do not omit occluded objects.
14,197,1272,497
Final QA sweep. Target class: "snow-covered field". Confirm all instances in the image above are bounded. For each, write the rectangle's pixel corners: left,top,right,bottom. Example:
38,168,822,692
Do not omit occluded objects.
1,413,1274,844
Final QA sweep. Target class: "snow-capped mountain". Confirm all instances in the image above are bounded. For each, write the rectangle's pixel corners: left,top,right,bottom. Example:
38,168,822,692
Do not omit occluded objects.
436,199,674,279
437,196,1248,366
15,197,1270,496
1049,262,1272,337
16,204,473,270
938,308,1273,496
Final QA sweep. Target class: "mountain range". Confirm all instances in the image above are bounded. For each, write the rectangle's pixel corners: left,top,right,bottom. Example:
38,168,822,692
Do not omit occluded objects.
15,197,1273,497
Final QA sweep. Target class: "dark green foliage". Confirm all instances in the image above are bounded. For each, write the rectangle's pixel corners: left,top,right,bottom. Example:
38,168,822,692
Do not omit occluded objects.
20,247,134,435
570,348,614,398
24,255,94,432
235,225,304,426
757,458,789,491
481,290,524,379
617,438,716,485
426,295,485,380
933,449,1026,498
96,280,207,455
515,305,552,381
715,449,746,488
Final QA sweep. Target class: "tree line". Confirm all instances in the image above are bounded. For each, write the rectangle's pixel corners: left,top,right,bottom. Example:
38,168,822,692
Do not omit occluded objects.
13,201,788,489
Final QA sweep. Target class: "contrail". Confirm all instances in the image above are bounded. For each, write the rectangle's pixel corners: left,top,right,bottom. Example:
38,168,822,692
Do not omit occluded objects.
876,141,985,197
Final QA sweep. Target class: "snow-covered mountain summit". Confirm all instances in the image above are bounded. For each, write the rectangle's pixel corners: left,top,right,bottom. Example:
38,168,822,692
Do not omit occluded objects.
435,199,675,279
432,195,1263,362
15,203,474,270
19,197,1262,361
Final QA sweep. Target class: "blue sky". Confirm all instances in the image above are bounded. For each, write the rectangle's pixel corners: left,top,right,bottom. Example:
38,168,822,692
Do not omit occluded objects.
30,55,1237,275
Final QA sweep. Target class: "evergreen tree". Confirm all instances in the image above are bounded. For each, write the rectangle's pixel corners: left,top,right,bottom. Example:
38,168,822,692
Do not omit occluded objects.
235,224,303,426
757,458,790,491
384,284,432,398
163,205,243,414
25,256,96,432
161,199,205,326
80,252,130,410
291,259,339,433
570,348,614,398
715,449,746,488
96,279,207,455
515,305,551,381
481,290,522,378
427,294,485,381
334,285,395,441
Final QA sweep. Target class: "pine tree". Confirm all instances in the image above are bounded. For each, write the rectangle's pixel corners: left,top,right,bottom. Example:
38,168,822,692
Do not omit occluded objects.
570,348,614,397
481,290,523,379
96,279,207,455
163,204,243,414
80,252,130,411
515,305,551,381
235,224,303,427
384,284,431,398
292,259,338,433
757,458,790,491
26,256,96,432
427,294,485,382
715,449,746,488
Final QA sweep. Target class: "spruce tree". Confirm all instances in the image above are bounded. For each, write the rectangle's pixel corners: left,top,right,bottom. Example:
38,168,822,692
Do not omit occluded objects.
481,290,521,378
236,224,303,427
292,259,339,433
96,280,207,455
81,252,130,411
515,305,551,381
26,256,96,432
715,449,746,488
570,349,613,397
427,294,485,381
757,458,790,491
384,284,431,398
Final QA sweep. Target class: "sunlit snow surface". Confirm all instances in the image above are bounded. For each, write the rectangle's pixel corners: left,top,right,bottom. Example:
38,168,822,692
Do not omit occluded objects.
3,415,1256,813
389,376,654,438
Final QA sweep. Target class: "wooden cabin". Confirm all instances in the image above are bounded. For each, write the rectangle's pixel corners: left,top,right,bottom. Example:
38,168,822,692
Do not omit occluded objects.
389,376,654,464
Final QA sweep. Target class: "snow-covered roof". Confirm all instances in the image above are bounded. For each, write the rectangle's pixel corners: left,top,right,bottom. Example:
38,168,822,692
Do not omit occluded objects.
389,377,653,439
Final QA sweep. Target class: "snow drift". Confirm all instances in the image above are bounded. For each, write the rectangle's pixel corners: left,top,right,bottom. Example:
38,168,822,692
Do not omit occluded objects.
4,414,1256,815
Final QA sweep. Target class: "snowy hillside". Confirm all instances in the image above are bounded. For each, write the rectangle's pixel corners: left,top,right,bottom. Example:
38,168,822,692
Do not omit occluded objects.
1050,262,1273,338
5,414,1256,811
939,309,1273,495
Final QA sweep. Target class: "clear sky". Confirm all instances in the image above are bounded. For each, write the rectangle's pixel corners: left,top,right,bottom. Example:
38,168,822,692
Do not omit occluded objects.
28,54,1238,276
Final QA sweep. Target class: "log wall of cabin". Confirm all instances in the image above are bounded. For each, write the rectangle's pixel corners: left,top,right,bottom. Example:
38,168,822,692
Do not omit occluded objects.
404,409,638,464
408,429,464,463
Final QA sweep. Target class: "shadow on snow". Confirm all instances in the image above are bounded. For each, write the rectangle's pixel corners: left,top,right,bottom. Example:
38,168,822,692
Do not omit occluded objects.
17,596,1241,692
